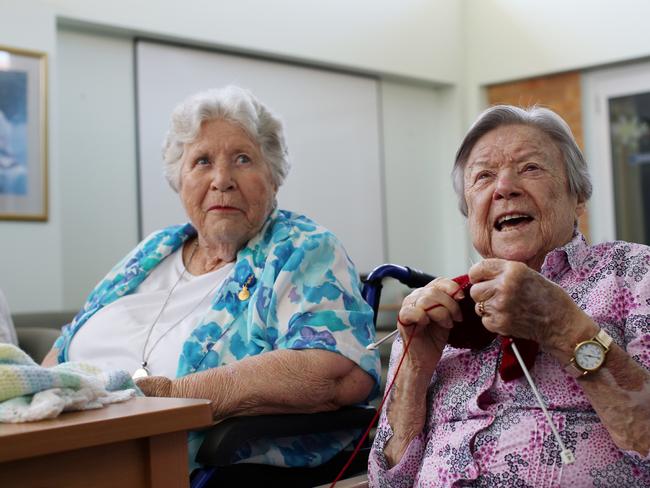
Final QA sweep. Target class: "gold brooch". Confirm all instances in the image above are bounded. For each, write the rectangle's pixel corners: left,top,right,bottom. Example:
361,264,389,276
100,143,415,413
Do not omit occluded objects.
238,274,255,301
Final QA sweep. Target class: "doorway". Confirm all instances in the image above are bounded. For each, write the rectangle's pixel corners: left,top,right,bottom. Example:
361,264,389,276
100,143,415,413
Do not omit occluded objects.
583,60,650,245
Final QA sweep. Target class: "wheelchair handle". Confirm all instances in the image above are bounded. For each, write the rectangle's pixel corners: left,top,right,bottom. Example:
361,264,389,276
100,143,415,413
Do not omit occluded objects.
362,264,436,326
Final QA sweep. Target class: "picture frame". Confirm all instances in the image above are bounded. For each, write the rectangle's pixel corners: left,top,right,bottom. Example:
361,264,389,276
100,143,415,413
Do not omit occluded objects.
0,45,47,221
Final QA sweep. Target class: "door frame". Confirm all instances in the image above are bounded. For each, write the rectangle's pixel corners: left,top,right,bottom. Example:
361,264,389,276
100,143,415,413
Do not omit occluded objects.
582,60,650,244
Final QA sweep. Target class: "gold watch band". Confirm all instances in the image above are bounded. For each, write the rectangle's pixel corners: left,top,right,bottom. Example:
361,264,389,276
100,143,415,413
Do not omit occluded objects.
565,360,587,378
594,329,613,350
564,329,612,379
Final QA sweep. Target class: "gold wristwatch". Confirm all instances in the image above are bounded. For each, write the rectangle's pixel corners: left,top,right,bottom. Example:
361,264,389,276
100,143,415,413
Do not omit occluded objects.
564,329,613,378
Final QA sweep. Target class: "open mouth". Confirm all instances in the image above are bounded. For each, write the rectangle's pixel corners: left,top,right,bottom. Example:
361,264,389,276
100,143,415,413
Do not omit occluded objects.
494,213,534,231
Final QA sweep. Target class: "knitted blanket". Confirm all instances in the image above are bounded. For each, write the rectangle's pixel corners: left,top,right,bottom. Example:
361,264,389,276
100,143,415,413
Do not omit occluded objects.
0,344,137,422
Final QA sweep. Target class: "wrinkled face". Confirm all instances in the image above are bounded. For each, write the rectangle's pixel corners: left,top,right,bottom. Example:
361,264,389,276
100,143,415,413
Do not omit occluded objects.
463,124,585,270
179,118,277,249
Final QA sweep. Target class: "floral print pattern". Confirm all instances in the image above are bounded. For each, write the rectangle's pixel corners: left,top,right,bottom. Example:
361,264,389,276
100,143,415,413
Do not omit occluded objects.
54,208,380,469
369,233,650,487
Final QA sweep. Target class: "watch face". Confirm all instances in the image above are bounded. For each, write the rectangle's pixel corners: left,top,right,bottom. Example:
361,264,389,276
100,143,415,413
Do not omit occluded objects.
575,341,605,371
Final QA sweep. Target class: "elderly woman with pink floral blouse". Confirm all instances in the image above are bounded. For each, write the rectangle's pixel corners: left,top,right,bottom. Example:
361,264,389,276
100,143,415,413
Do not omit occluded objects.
369,106,650,487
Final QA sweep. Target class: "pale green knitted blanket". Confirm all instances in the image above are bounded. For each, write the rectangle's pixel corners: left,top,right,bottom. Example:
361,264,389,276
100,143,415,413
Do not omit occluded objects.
0,343,137,422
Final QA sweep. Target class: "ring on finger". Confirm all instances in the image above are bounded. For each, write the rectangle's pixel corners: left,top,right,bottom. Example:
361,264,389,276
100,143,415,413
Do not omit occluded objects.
477,301,486,317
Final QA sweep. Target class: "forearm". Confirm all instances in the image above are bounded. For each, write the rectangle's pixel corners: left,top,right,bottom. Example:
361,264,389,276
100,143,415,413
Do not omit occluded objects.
579,343,650,456
545,313,650,456
41,346,59,367
384,361,432,466
170,349,373,419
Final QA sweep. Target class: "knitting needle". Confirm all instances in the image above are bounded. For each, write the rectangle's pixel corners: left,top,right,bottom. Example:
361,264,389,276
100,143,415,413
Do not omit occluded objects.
465,254,574,461
367,329,399,350
366,284,465,351
368,331,576,463
510,341,575,465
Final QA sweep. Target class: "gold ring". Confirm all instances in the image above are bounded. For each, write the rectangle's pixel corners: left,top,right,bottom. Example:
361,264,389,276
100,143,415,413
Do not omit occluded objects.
477,301,486,317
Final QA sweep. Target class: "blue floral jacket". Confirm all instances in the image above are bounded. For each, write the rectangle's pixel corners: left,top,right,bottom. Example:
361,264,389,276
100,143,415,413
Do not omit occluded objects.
54,208,380,468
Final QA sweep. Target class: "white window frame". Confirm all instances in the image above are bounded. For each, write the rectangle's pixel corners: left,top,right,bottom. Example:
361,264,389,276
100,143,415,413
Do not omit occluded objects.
582,60,650,244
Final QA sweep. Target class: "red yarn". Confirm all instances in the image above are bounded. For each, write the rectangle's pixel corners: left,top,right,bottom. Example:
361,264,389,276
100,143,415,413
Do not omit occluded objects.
330,274,539,485
329,324,418,487
445,274,538,381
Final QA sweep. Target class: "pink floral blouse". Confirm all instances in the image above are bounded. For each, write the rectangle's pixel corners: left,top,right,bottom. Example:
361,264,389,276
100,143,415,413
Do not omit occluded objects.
369,234,650,487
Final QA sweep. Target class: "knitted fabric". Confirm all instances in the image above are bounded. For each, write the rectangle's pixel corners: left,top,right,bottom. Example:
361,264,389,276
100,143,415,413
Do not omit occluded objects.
0,344,137,422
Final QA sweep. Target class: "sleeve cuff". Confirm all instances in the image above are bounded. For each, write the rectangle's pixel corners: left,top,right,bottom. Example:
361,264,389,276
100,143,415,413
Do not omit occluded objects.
623,447,650,463
368,422,425,486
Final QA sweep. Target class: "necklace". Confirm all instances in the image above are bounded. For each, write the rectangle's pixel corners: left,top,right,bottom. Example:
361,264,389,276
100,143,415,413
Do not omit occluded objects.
133,240,213,379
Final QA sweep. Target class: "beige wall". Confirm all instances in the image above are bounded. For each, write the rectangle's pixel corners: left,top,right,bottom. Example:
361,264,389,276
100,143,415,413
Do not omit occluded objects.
4,0,650,312
0,0,62,312
465,0,650,116
0,0,465,313
47,0,464,84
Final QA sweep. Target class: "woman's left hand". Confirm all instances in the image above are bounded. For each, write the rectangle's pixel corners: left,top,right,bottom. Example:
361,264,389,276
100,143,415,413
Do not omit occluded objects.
135,376,174,397
468,258,597,357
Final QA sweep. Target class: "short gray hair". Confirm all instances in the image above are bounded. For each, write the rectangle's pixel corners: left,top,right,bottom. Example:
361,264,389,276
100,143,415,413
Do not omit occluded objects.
162,86,290,192
451,105,592,216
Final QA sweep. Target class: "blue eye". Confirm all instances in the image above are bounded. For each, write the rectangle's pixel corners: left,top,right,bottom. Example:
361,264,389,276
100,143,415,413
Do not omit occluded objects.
236,154,251,165
476,171,492,181
196,156,210,166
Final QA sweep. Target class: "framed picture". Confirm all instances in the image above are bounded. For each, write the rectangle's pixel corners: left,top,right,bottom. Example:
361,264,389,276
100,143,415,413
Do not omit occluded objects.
0,45,47,221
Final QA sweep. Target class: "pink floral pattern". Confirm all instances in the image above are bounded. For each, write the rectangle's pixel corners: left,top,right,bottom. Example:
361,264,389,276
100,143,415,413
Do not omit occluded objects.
369,234,650,487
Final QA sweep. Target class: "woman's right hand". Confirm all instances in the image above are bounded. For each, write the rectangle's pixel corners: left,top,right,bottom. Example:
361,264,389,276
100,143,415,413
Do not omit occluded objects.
384,278,466,466
396,277,465,375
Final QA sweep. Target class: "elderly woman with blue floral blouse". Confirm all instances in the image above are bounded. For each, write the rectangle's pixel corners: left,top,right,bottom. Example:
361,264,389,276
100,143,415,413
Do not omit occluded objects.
43,86,379,470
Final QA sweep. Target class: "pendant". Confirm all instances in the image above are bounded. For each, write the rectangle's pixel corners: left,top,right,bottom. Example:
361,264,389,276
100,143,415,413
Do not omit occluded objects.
132,366,150,380
237,274,255,301
238,287,250,301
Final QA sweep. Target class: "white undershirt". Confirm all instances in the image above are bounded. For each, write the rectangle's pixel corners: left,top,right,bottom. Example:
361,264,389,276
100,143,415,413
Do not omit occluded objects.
68,248,233,378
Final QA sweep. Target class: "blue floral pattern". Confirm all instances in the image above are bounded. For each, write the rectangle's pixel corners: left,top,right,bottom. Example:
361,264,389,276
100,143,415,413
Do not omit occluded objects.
54,208,380,468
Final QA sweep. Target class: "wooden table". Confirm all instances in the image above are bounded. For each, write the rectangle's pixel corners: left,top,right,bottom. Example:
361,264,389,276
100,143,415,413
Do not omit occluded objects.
0,397,213,488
